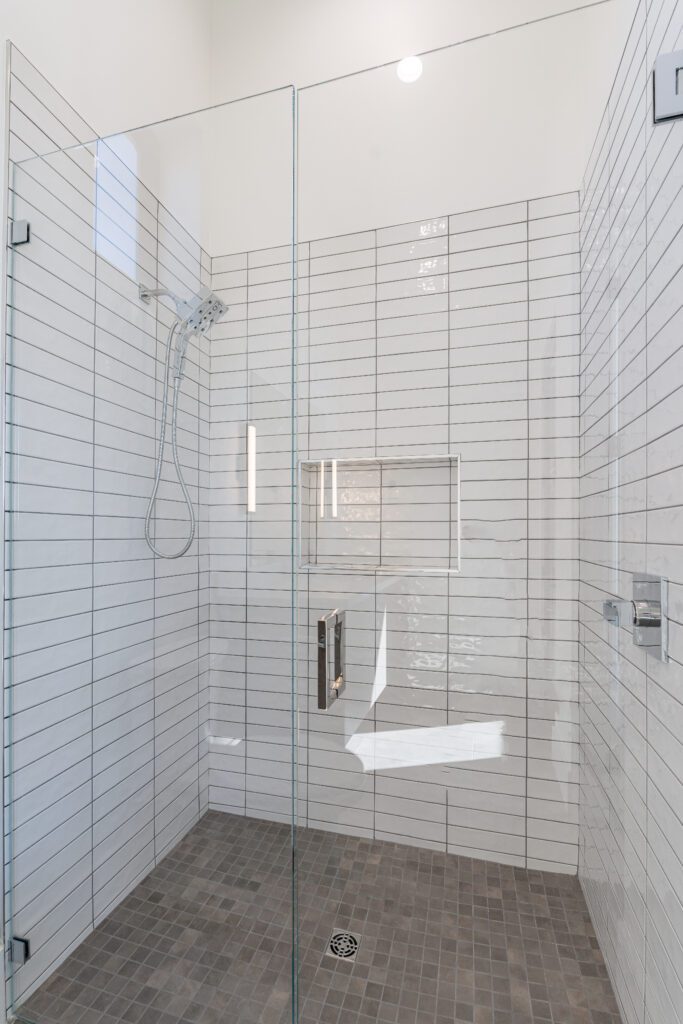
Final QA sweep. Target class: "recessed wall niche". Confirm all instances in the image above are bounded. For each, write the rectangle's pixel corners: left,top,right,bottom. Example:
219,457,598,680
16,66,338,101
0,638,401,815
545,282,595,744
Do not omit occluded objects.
299,454,461,573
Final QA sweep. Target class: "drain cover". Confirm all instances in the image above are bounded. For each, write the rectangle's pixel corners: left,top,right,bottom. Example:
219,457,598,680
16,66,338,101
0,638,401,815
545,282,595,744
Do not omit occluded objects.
326,930,360,961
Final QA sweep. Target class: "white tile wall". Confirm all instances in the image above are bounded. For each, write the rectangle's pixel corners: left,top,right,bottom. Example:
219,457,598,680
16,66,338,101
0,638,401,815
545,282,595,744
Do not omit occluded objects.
210,194,580,874
4,47,209,1004
579,2,683,1023
209,244,295,823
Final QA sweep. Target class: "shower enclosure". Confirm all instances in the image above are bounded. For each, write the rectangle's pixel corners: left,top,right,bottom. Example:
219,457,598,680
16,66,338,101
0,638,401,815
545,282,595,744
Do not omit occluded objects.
3,2,677,1020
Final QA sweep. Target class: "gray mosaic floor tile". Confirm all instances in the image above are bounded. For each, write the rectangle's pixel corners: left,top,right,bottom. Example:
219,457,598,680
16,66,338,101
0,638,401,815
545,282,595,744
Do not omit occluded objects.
17,813,622,1024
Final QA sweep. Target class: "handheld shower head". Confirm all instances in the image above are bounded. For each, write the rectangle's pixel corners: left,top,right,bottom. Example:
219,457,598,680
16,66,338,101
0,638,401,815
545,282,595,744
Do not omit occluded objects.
142,282,229,560
172,288,228,380
177,287,228,335
139,283,228,337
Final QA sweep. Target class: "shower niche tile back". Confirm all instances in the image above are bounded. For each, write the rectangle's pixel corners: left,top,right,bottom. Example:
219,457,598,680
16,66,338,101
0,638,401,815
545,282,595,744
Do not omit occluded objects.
299,454,460,573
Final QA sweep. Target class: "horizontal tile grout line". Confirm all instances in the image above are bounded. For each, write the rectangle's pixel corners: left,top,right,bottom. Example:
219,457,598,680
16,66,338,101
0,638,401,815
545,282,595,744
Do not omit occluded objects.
580,350,683,440
215,234,580,275
216,271,581,304
6,344,201,415
248,305,577,329
216,194,580,262
289,279,580,305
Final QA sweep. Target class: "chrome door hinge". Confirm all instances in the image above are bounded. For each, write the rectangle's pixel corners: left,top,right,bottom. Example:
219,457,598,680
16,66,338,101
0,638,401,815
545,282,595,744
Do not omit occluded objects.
7,936,30,965
10,220,30,246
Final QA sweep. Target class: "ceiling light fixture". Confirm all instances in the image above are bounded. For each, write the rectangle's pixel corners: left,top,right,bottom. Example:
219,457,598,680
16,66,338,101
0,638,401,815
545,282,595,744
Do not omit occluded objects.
396,55,423,83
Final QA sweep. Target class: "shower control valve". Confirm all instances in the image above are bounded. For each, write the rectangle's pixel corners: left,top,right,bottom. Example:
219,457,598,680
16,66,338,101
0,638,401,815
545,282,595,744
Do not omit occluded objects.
602,575,668,662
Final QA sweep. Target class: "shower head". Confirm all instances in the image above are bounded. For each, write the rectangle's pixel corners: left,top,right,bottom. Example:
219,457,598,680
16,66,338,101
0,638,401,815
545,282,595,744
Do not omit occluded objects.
138,283,228,336
177,287,228,335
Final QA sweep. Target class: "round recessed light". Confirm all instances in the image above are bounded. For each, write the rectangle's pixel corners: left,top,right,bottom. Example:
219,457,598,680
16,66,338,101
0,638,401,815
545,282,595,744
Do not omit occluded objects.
396,55,423,84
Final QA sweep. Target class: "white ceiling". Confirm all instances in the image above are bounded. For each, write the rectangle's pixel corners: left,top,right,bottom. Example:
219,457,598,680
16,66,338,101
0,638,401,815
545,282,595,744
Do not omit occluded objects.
208,0,635,101
112,0,637,254
1,0,638,254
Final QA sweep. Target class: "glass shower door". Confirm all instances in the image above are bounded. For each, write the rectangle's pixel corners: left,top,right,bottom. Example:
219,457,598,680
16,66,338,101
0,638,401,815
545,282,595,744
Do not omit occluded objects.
293,20,588,1020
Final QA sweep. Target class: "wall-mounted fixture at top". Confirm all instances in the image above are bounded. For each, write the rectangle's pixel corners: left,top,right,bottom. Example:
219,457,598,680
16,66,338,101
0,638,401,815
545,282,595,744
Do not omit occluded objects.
653,49,683,122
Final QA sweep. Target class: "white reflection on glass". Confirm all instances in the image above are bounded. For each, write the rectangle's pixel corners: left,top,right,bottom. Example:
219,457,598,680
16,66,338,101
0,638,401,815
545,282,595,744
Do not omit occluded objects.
419,219,446,236
346,721,504,772
95,136,138,279
331,459,338,518
247,423,256,512
319,459,325,518
370,611,388,707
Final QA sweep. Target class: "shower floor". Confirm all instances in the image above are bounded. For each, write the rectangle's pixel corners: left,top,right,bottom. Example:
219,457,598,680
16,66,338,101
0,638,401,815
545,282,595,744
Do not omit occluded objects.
19,811,621,1024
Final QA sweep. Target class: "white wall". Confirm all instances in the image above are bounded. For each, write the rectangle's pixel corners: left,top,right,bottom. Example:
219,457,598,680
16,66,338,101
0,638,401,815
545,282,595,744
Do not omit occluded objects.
1,0,636,255
209,0,632,97
209,193,584,873
297,2,634,244
204,0,638,252
0,0,213,135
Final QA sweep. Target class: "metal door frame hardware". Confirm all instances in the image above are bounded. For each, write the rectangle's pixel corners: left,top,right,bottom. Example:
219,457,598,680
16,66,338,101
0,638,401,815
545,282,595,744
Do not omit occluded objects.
632,573,667,662
10,219,30,245
654,49,683,122
318,609,345,710
7,936,30,965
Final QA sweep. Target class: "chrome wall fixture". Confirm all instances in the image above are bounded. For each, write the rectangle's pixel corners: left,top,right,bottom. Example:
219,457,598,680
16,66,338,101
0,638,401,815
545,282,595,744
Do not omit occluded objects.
653,49,683,122
602,573,668,662
317,609,345,710
632,573,667,661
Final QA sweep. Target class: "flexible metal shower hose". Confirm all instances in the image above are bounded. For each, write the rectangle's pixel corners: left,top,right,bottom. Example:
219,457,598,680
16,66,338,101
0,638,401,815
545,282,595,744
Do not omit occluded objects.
144,320,196,558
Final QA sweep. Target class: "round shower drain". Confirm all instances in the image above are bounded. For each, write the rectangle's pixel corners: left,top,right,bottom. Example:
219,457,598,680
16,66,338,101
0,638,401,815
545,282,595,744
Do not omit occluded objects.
327,931,360,960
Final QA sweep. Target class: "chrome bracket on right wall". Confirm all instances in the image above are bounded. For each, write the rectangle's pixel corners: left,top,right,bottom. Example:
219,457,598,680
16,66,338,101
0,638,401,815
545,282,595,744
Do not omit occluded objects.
653,49,683,122
632,573,668,662
602,574,668,662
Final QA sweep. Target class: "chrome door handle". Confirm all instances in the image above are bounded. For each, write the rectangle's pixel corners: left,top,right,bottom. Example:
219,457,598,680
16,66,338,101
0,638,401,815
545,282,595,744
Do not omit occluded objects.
318,609,345,709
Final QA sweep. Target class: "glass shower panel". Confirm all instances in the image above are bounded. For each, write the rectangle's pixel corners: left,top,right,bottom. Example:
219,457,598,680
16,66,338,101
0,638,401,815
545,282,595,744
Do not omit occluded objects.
4,72,100,1015
296,18,589,1016
3,45,297,1024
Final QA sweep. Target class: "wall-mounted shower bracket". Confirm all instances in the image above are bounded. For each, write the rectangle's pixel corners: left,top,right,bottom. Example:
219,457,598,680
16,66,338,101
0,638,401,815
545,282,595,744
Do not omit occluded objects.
632,573,668,662
139,283,171,304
